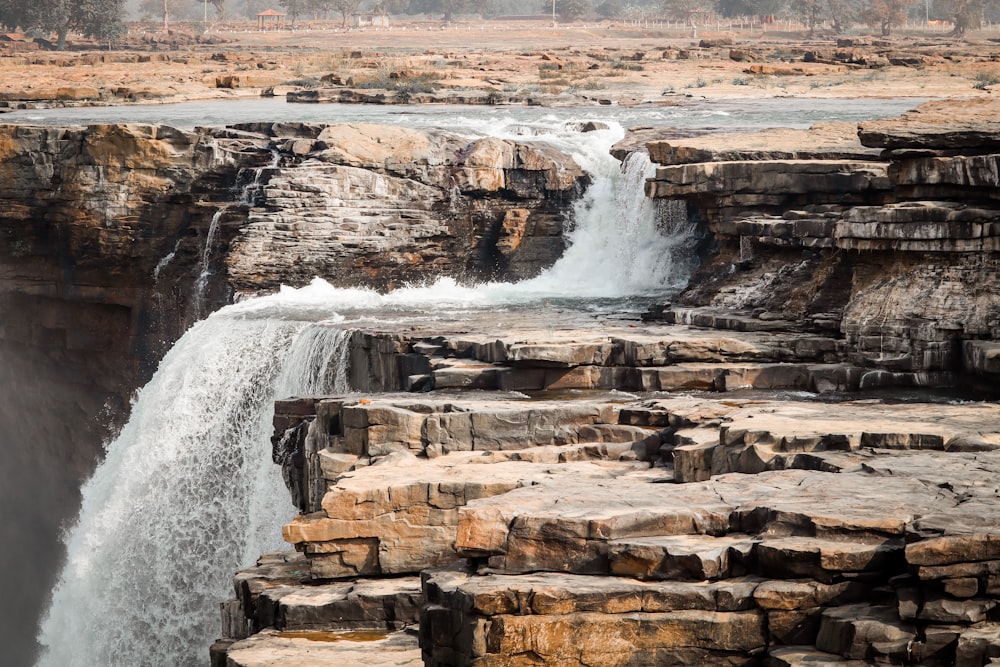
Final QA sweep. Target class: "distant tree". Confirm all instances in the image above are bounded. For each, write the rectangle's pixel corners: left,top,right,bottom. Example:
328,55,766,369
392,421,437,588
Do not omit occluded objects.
241,0,270,17
76,0,128,40
787,0,860,33
940,0,986,35
205,0,225,18
659,0,710,22
371,0,410,18
715,0,753,16
407,0,467,21
792,0,824,32
23,0,126,48
595,0,622,17
752,0,789,16
140,0,195,30
278,0,310,21
328,0,363,24
826,0,865,33
554,0,591,20
0,0,31,30
716,0,788,18
862,0,915,34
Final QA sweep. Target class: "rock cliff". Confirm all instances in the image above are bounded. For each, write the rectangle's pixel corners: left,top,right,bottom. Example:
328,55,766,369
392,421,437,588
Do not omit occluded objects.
215,315,1000,666
642,98,1000,384
0,120,584,664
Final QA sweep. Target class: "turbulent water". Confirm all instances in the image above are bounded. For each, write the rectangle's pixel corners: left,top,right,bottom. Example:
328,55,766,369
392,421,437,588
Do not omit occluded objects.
34,117,698,667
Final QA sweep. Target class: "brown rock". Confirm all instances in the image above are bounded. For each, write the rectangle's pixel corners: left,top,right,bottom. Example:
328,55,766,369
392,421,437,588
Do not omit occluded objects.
858,98,1000,150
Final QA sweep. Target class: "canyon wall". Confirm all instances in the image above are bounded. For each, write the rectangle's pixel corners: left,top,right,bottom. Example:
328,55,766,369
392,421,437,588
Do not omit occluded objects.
0,120,584,664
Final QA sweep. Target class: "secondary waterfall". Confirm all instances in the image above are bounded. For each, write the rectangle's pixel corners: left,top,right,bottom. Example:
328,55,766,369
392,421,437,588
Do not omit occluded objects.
35,121,698,667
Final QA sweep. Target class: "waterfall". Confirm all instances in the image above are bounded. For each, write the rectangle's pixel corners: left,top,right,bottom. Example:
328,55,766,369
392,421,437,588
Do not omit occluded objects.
35,301,351,667
238,149,281,206
192,208,224,319
521,149,698,298
153,240,180,283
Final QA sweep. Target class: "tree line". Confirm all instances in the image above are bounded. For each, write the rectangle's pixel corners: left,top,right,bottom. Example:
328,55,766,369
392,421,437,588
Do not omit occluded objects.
0,0,995,49
246,0,1000,34
673,0,998,37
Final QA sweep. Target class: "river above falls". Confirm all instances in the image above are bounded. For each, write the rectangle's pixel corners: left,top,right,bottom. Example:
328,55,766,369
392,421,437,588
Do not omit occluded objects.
0,95,927,132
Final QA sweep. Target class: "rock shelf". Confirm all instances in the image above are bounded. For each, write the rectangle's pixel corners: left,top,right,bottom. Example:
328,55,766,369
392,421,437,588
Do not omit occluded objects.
643,98,1000,377
216,389,1000,666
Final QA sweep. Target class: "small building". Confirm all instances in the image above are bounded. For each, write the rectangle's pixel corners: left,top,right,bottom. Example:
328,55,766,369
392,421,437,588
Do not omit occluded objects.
354,13,390,28
257,9,286,31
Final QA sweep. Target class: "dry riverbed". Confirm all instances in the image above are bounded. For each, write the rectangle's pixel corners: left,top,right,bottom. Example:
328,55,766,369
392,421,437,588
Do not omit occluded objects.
0,20,998,109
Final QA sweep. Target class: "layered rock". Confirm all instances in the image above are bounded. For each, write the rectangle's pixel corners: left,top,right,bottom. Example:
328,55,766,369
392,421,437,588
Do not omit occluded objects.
221,302,1000,667
0,122,248,662
643,98,1000,380
223,122,586,291
219,385,1000,667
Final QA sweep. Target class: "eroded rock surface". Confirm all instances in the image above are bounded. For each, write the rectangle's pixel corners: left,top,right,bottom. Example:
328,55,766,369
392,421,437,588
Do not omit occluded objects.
0,120,585,663
219,388,1000,667
223,122,586,292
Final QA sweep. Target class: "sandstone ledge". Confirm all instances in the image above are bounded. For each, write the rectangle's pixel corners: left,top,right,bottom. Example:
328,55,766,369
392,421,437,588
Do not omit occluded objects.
221,628,422,667
214,390,1000,665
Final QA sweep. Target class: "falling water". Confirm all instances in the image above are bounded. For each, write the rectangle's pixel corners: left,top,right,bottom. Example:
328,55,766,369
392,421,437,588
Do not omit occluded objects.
35,121,699,667
193,208,225,319
522,149,698,298
153,240,181,283
35,302,351,667
238,149,281,206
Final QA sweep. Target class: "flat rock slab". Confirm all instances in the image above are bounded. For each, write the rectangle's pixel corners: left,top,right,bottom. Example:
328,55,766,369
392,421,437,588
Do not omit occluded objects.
259,576,423,631
424,567,763,616
455,467,953,574
769,645,869,666
421,568,769,666
647,121,883,165
679,399,1000,481
224,628,422,667
719,400,1000,452
858,98,1000,150
283,455,646,579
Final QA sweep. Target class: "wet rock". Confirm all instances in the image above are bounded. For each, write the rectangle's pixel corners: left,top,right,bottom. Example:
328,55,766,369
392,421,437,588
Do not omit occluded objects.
227,124,586,292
